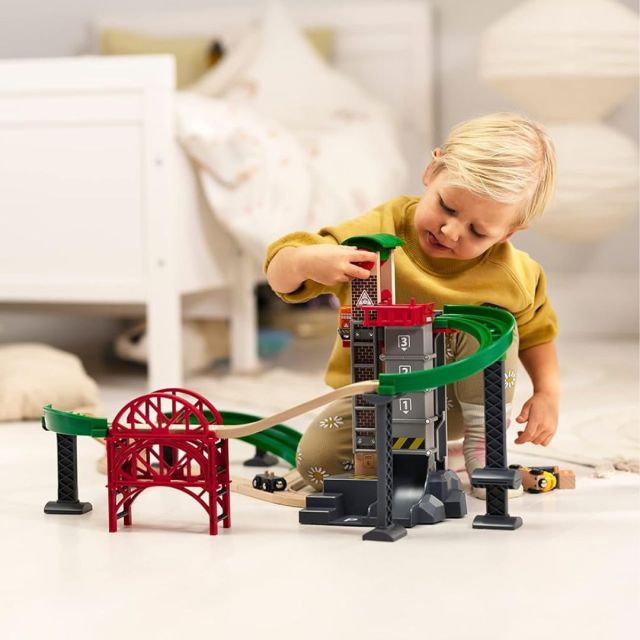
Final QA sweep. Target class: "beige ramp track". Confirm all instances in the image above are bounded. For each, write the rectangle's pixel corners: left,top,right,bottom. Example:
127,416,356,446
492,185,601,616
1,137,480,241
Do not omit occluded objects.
214,380,378,438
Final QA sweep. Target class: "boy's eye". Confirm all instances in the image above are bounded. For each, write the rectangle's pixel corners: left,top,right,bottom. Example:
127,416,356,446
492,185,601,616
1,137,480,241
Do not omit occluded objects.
470,226,485,238
439,197,455,214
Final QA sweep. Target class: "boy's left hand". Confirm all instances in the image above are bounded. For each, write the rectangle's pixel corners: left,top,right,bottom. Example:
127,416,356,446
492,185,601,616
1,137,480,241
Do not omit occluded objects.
514,391,558,446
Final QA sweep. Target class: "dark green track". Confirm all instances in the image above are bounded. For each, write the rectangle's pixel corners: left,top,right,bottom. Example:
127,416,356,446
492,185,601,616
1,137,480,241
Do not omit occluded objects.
219,411,301,467
42,304,514,470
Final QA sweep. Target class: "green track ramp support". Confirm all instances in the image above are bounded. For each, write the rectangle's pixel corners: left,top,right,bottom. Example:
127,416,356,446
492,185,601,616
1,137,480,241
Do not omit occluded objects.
377,305,515,395
41,405,105,515
42,405,108,438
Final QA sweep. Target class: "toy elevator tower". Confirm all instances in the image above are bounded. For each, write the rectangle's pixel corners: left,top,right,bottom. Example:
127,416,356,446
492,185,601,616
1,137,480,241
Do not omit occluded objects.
300,233,467,529
345,234,400,475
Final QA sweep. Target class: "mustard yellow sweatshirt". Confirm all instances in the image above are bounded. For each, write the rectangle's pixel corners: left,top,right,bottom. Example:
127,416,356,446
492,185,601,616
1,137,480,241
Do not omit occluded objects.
265,196,558,389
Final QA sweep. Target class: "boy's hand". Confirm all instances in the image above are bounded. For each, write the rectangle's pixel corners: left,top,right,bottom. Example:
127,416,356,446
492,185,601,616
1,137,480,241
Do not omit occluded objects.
299,245,378,286
514,391,558,446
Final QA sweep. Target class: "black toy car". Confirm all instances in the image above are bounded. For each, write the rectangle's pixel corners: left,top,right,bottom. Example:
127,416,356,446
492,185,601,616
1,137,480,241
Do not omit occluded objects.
252,471,287,493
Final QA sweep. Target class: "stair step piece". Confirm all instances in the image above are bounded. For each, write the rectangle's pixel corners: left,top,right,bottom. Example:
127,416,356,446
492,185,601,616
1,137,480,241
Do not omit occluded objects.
304,493,343,509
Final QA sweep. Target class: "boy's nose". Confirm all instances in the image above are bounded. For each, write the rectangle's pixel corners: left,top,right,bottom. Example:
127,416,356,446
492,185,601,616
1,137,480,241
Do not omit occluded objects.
441,220,460,242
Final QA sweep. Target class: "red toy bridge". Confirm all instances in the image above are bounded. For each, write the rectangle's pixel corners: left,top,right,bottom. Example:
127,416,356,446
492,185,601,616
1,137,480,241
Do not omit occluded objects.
106,388,231,535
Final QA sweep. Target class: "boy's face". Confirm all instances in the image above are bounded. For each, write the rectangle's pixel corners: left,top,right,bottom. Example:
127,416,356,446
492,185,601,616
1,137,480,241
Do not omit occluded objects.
414,165,525,261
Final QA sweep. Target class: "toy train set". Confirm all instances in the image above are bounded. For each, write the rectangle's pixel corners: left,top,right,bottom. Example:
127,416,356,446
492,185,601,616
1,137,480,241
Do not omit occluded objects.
42,233,571,541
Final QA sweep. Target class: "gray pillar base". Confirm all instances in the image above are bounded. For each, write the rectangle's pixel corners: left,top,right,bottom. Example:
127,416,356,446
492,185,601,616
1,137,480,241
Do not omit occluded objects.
409,494,446,525
44,500,92,515
363,522,407,542
426,469,467,518
473,514,523,530
369,493,446,527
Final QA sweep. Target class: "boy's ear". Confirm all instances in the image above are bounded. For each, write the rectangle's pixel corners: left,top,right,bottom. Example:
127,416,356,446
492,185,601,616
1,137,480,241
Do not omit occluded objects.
501,223,529,242
422,147,442,185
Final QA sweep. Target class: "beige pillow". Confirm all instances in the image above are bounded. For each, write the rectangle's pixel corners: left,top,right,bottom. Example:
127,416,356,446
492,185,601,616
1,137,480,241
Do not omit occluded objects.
99,27,334,89
303,28,334,62
99,29,222,88
0,344,102,421
191,2,368,127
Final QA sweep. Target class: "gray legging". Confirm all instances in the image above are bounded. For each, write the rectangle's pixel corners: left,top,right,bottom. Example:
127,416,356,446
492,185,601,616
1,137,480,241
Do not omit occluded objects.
296,326,520,490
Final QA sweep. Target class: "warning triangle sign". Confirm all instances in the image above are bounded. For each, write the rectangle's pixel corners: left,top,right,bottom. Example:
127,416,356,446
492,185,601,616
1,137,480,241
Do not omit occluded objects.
356,290,374,307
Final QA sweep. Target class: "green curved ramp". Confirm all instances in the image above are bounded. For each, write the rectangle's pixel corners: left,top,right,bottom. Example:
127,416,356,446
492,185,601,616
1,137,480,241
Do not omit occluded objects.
41,304,511,461
42,404,108,438
173,409,302,467
173,410,301,467
41,406,301,468
219,411,301,467
377,305,515,395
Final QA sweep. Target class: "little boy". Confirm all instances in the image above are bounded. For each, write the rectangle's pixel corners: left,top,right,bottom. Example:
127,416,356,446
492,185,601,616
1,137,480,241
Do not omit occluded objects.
264,112,559,494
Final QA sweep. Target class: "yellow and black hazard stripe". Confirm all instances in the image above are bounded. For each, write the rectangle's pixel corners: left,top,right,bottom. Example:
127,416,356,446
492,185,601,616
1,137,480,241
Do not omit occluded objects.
392,437,425,450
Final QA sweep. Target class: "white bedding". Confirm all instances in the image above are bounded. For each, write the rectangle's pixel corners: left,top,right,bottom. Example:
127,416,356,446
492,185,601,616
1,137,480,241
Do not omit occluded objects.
174,0,407,263
176,94,406,262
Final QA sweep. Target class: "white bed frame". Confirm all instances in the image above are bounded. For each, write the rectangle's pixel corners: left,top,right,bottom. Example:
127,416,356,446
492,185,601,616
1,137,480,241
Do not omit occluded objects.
0,0,432,390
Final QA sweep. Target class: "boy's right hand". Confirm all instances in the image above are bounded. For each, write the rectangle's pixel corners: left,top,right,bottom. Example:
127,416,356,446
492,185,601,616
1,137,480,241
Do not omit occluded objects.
298,245,378,286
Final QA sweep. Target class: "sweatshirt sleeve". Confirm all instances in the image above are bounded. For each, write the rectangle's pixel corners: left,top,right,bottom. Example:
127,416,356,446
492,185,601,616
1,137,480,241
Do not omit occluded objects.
263,231,344,303
263,201,397,304
516,265,559,351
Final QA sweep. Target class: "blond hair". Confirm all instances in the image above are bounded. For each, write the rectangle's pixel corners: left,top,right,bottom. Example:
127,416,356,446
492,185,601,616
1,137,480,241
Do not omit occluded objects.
431,113,556,226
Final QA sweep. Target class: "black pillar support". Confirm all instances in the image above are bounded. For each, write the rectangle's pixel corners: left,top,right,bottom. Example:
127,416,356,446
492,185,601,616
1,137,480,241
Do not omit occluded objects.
362,394,407,542
471,359,522,531
44,433,92,515
433,329,448,470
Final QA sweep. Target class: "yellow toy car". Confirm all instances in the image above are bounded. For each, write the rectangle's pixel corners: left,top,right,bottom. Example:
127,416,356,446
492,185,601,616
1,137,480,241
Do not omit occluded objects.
510,465,576,494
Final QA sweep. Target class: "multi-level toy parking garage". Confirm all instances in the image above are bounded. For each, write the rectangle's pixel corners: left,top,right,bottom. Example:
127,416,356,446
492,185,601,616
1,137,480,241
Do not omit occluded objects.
42,234,523,541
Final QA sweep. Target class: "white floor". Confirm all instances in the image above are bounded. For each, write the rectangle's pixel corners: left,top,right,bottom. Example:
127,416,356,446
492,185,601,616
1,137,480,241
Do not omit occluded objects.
1,335,639,640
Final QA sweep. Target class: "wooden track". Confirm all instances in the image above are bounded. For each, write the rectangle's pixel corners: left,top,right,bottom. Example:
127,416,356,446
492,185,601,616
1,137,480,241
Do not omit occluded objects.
95,450,313,507
94,380,377,437
94,380,379,505
214,380,378,438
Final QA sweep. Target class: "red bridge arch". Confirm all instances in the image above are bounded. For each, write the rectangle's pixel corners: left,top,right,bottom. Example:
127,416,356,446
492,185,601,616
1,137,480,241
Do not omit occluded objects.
106,388,230,535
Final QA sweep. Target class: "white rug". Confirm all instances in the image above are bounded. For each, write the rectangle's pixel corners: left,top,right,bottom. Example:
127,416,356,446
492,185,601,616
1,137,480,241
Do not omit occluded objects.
511,401,639,473
511,338,639,472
